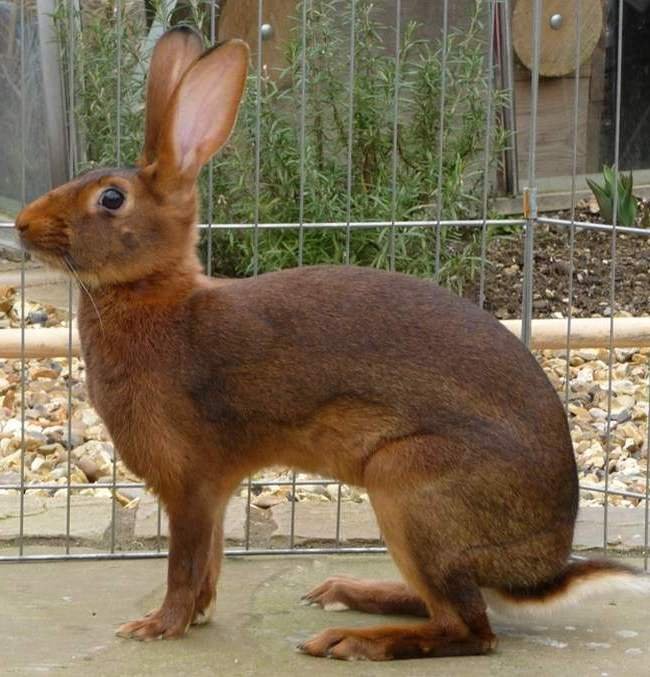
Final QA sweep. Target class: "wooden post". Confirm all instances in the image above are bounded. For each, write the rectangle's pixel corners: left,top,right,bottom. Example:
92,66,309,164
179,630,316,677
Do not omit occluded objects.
0,317,648,359
500,317,650,350
0,328,81,358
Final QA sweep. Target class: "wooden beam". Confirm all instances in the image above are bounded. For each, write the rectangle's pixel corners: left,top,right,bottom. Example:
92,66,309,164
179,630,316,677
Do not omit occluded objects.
0,317,648,359
501,317,650,350
0,328,81,359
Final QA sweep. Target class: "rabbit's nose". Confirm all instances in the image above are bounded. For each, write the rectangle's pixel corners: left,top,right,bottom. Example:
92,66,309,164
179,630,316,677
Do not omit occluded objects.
15,217,29,233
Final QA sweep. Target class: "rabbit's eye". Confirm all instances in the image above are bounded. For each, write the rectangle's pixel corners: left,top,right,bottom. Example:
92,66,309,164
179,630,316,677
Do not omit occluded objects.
99,188,125,211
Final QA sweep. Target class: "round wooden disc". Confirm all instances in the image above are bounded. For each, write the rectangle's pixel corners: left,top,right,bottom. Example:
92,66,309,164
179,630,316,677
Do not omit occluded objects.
512,0,603,77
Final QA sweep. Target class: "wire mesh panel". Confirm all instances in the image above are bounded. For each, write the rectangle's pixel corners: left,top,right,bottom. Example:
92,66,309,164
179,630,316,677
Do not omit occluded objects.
0,0,648,571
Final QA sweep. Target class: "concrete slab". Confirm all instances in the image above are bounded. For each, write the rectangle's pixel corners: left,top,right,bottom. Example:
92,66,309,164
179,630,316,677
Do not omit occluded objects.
1,555,649,676
1,493,648,556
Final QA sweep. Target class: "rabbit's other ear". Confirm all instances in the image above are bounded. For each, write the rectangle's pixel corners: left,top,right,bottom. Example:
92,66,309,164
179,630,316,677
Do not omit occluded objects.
142,27,204,165
155,39,249,184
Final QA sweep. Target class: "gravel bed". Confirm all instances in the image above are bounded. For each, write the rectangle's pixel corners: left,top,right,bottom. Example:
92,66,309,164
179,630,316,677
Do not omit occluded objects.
0,347,646,510
0,288,647,511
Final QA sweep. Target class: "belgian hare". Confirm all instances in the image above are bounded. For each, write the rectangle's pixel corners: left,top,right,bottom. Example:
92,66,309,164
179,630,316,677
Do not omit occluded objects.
15,28,649,661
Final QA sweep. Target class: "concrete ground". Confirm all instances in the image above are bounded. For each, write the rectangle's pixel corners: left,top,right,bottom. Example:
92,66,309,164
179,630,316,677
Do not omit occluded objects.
1,555,649,676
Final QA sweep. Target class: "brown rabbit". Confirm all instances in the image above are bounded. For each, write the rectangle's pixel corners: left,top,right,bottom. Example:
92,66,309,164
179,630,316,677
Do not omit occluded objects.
15,27,650,661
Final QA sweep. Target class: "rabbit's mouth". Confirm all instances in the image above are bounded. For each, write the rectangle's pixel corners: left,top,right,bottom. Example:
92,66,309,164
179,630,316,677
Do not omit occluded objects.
15,210,72,268
17,232,70,270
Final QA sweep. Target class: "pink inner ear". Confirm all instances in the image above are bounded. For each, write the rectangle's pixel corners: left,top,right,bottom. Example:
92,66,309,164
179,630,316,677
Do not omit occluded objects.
171,47,247,175
176,80,211,171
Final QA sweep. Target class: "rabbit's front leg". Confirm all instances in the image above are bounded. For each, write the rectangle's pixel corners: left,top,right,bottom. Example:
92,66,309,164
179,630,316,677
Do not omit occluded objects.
191,519,225,625
116,486,223,640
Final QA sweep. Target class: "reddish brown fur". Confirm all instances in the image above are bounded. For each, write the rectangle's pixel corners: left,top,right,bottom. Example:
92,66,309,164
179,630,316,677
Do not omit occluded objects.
14,28,638,661
302,576,429,617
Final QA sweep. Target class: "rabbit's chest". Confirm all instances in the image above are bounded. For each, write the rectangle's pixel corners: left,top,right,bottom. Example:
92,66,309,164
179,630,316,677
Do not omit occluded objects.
88,371,166,470
82,339,186,490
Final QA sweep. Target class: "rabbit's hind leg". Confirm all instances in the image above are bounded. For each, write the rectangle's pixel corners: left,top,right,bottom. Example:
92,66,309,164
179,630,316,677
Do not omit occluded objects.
298,435,496,661
301,576,428,616
298,558,494,660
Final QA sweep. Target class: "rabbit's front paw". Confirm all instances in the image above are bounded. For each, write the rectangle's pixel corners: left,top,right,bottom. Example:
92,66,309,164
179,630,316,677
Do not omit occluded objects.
116,605,191,641
191,599,215,625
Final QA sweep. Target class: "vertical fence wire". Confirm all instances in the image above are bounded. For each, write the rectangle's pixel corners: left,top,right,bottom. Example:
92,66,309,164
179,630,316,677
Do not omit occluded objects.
602,0,625,554
297,0,308,267
64,0,77,556
206,0,217,277
478,0,496,309
115,1,121,167
156,501,162,553
521,0,542,347
499,0,518,194
253,0,263,278
18,0,26,558
340,0,358,541
109,0,122,555
158,0,179,545
344,0,357,265
245,0,265,550
293,0,309,547
388,0,401,272
291,0,304,526
334,482,342,547
563,0,582,414
156,0,169,548
66,270,73,555
433,0,449,281
645,386,650,570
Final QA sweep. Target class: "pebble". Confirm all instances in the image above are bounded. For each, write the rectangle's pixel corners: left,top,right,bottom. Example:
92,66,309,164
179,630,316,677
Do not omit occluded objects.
77,456,100,483
252,494,286,509
0,470,21,486
119,486,146,502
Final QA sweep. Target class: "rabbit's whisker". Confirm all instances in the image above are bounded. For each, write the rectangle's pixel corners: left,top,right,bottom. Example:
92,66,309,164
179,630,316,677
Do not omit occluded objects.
63,254,104,335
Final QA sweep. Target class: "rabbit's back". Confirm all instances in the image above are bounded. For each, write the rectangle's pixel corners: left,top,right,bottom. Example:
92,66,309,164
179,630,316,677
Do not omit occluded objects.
185,266,552,420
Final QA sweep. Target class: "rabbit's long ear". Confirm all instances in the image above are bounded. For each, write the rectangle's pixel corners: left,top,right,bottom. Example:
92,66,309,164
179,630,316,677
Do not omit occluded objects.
141,27,204,165
154,39,249,184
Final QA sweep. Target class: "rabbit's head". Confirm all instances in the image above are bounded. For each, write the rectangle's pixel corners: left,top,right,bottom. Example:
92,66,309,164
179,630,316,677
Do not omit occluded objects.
15,28,249,287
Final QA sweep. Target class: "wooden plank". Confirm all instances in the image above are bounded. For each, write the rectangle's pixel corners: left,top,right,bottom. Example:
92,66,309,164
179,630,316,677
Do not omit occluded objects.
2,317,650,359
586,27,607,173
218,0,298,74
515,78,590,178
502,317,650,350
0,327,81,358
484,180,650,214
218,0,479,74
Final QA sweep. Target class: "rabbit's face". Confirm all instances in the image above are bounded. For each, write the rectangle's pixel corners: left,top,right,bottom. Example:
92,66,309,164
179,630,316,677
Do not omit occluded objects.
15,29,248,289
15,165,198,287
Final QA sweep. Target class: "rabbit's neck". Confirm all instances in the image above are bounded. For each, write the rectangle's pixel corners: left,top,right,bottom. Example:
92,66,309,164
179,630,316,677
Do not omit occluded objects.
77,263,203,338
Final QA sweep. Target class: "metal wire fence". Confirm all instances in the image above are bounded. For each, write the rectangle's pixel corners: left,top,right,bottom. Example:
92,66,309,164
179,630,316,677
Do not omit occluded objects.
0,0,648,569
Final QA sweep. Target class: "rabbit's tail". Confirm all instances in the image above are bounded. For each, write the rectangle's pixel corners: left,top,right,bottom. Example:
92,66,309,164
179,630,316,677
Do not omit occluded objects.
482,559,650,619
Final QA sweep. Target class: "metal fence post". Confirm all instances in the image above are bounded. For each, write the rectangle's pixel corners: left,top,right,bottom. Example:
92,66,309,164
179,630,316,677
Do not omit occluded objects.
520,0,542,348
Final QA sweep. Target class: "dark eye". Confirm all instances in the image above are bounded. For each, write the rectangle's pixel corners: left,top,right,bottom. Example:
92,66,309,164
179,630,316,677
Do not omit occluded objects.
99,188,125,211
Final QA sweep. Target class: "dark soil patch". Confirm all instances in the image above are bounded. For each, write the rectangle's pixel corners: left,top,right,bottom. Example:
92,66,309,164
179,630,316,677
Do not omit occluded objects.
466,205,650,320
